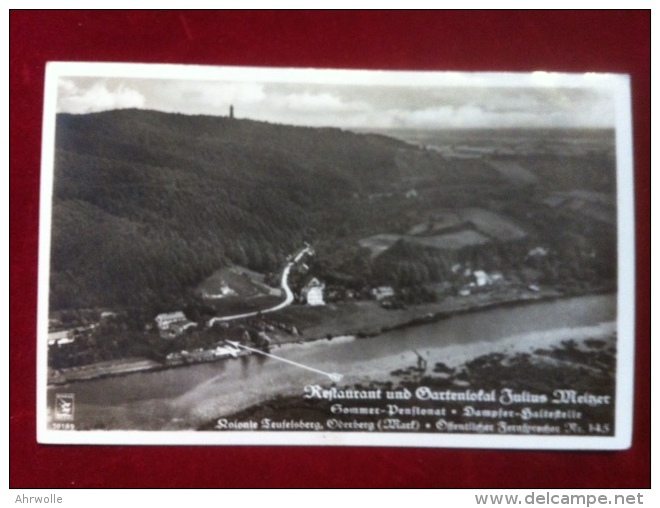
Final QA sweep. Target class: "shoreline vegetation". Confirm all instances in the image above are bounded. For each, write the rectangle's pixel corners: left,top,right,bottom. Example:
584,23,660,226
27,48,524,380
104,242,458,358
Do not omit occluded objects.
47,284,613,386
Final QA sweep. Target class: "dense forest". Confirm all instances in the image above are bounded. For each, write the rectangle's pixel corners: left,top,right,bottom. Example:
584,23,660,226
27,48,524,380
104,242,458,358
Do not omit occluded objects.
50,110,420,314
50,110,616,320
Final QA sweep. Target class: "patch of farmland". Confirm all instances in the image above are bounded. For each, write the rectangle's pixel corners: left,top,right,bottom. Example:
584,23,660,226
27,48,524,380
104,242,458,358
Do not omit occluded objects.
361,208,526,257
484,159,538,185
359,229,491,255
542,191,615,224
564,200,616,225
206,295,284,318
358,234,403,257
408,230,491,249
395,148,502,185
510,155,616,192
559,190,615,206
461,208,527,241
197,265,279,299
407,211,464,236
416,208,527,241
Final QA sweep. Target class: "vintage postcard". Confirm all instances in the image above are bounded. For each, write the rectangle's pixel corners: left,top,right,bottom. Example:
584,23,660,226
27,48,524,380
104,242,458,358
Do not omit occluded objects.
37,63,634,448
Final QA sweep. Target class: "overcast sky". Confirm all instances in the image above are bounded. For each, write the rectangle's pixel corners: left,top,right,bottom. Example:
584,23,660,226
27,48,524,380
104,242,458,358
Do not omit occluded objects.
57,75,616,130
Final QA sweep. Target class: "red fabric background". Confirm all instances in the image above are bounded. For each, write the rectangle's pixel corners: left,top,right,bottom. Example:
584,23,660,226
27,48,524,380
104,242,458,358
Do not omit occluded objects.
10,10,650,488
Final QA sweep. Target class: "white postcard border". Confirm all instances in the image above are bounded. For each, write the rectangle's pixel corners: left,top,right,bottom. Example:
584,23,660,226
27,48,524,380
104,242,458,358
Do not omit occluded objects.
36,63,635,449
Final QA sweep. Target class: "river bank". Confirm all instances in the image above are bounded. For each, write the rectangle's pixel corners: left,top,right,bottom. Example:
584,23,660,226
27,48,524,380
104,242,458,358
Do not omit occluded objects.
48,283,614,386
200,321,617,433
271,281,615,344
47,294,616,430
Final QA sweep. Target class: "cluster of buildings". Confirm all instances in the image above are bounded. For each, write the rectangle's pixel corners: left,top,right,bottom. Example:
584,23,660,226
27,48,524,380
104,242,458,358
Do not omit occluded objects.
47,311,118,346
451,264,505,297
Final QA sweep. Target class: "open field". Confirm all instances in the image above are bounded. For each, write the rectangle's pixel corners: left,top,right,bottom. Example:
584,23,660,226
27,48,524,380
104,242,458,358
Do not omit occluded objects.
358,234,403,257
197,265,281,299
276,286,564,341
204,295,283,317
513,155,616,192
407,212,463,235
459,208,527,241
360,207,526,257
395,147,501,184
484,159,538,185
542,190,616,225
196,265,283,317
409,230,491,249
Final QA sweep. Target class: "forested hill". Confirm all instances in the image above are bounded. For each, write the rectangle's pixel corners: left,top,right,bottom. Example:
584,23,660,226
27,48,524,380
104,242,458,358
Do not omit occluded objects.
50,109,411,312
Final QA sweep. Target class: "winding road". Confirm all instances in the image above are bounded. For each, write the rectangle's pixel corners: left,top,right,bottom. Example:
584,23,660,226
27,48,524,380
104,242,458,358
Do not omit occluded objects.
207,246,312,326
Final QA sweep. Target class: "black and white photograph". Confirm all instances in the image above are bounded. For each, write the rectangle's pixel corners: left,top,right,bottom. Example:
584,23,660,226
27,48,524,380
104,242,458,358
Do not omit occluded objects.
37,64,634,448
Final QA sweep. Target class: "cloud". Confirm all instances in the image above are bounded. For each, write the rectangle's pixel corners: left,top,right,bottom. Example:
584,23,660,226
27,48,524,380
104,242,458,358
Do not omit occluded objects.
278,91,370,114
58,79,145,114
55,77,615,129
102,80,267,118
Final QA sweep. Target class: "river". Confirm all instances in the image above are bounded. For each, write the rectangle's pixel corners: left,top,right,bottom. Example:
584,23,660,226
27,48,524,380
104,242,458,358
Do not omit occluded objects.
47,294,616,430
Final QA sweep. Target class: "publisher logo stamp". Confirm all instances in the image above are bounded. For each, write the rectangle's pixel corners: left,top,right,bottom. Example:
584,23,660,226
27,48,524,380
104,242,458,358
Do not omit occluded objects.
55,394,74,421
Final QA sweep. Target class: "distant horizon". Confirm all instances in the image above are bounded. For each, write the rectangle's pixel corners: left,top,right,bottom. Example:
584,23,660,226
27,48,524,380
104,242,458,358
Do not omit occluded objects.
56,106,616,134
56,72,618,131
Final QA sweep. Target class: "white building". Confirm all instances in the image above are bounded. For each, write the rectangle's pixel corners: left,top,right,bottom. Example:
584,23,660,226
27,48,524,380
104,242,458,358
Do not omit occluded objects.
372,286,395,301
47,330,75,346
302,278,325,306
473,270,492,287
154,311,187,329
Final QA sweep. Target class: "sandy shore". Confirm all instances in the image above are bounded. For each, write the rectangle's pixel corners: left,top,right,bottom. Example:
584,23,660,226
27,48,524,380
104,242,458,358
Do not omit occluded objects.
285,321,616,388
199,320,617,430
